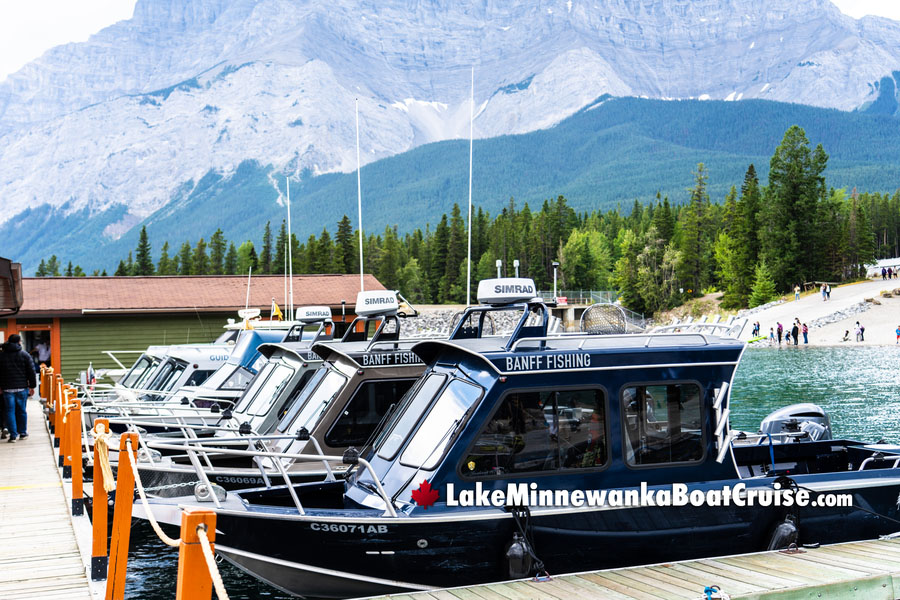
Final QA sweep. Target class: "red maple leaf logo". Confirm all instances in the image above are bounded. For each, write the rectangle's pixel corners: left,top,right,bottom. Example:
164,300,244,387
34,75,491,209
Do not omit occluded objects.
411,479,439,509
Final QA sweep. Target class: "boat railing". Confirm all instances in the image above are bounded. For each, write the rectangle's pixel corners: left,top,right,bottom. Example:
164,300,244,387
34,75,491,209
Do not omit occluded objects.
146,439,398,517
507,331,722,353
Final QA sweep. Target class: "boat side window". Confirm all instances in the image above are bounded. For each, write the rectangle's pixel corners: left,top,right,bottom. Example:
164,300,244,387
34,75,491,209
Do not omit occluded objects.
282,369,347,433
400,379,483,470
325,379,417,447
275,367,328,432
244,363,295,416
464,389,607,477
377,374,448,461
159,362,186,392
232,362,278,413
133,359,160,389
218,366,255,391
622,383,704,466
186,369,215,387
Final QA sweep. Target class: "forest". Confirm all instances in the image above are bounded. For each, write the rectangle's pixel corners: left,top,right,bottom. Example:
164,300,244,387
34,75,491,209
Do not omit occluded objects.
36,126,895,317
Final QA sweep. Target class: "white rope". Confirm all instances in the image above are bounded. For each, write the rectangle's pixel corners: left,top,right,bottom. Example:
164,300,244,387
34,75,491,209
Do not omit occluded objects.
197,523,230,600
90,424,116,493
125,439,181,548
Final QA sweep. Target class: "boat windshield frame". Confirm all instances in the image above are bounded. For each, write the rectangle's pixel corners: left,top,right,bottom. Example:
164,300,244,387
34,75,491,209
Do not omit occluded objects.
275,364,348,434
241,357,300,417
119,354,159,388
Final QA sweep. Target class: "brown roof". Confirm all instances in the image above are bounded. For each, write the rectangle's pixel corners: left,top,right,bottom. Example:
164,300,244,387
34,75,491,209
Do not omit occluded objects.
18,274,385,317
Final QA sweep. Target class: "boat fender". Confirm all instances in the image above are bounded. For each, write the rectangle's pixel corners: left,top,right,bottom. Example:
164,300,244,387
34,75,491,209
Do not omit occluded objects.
238,422,252,435
504,533,533,579
766,514,799,550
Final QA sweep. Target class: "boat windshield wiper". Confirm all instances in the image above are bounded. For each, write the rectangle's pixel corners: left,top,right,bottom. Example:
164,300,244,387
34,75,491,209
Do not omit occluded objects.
362,402,397,450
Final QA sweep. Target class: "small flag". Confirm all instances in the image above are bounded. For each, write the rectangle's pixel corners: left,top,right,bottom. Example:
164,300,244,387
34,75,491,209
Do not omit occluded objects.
271,298,284,321
87,362,96,388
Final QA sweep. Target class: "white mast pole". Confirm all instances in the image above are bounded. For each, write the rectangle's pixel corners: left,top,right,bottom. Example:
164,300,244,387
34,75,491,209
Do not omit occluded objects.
286,177,294,320
245,266,252,310
466,66,474,306
356,98,365,292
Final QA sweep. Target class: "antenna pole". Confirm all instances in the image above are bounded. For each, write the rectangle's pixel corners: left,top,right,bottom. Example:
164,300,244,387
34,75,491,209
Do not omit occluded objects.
356,98,365,292
245,266,252,310
466,66,474,306
286,177,294,320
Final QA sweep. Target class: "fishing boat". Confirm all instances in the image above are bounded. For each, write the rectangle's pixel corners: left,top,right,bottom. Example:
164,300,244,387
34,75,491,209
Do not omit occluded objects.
128,290,433,503
187,278,900,599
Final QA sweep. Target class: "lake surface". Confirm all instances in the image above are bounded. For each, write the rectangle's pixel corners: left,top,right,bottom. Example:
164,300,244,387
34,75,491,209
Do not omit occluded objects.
126,345,900,599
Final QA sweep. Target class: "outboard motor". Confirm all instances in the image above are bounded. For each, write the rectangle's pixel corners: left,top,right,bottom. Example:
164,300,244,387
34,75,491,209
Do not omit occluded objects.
759,403,831,441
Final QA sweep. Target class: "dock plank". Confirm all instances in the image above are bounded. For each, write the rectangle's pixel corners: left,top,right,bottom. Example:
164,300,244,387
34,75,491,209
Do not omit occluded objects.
0,399,92,599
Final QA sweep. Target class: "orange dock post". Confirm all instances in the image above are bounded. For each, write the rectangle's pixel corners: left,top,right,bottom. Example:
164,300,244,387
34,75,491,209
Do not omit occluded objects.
175,509,217,600
91,418,110,581
60,386,76,478
53,374,63,448
70,397,84,516
106,432,138,600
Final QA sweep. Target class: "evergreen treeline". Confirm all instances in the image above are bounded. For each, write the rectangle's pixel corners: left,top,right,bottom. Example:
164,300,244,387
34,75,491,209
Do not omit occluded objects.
35,126,891,316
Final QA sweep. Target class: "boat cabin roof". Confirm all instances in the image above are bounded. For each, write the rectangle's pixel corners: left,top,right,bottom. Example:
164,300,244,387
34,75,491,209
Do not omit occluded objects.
312,339,424,369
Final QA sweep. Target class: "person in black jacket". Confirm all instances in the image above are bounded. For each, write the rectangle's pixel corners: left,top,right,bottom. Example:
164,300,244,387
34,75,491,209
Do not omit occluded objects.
0,334,36,442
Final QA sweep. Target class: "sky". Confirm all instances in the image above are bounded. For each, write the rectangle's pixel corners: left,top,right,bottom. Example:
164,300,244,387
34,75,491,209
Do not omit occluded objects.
0,0,899,81
0,0,137,81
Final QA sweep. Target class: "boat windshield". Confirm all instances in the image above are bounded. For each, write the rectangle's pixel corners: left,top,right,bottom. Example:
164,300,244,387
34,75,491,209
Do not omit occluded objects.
217,366,256,391
399,379,483,470
277,368,347,434
376,373,448,461
120,355,158,388
243,362,296,417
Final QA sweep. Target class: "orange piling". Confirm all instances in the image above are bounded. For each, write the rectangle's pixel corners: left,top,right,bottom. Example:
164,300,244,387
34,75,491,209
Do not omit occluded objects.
70,396,84,515
60,386,76,478
106,432,138,600
175,509,217,600
91,418,110,581
53,374,63,448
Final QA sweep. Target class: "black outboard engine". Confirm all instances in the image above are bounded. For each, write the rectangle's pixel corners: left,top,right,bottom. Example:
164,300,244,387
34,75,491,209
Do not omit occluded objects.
759,403,831,442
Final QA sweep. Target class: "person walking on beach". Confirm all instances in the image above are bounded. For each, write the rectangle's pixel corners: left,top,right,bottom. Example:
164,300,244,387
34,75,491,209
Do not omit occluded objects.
0,334,36,442
777,322,783,345
802,323,808,344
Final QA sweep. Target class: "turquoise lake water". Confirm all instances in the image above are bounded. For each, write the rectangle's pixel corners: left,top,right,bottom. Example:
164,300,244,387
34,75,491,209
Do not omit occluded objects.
128,345,900,599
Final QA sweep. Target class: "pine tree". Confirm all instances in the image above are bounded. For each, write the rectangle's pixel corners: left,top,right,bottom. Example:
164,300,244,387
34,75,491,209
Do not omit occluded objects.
748,261,778,308
134,225,154,275
114,260,128,276
259,222,273,274
224,242,238,275
442,204,467,302
177,242,193,275
65,262,73,277
273,221,287,274
100,269,108,277
73,265,85,277
335,215,355,274
732,164,761,305
193,239,209,275
429,215,450,302
678,163,711,295
316,228,335,272
46,255,61,277
35,259,47,277
157,242,173,275
125,251,134,276
209,229,226,275
236,241,257,275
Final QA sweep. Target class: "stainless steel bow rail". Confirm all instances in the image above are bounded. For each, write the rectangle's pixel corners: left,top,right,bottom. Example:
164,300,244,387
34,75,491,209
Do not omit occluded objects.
146,438,399,517
34,366,233,600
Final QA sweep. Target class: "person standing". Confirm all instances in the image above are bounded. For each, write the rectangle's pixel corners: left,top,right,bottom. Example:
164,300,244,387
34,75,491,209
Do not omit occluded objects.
0,334,36,442
777,322,783,345
792,321,799,346
769,328,775,343
821,283,826,301
826,284,831,300
855,322,862,342
896,325,899,344
35,337,51,368
794,285,801,300
882,267,887,280
802,323,808,344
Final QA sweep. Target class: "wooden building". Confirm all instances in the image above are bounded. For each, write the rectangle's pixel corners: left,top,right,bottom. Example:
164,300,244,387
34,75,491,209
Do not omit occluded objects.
0,274,384,381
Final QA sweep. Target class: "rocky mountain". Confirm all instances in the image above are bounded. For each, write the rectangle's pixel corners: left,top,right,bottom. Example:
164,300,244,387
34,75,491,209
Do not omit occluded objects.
2,0,900,270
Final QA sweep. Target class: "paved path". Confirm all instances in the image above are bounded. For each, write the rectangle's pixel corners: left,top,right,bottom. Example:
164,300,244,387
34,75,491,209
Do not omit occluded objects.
0,398,92,599
738,278,895,342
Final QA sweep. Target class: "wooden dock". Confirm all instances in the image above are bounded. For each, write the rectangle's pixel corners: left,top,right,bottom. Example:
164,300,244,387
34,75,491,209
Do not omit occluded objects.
367,538,900,600
0,397,94,599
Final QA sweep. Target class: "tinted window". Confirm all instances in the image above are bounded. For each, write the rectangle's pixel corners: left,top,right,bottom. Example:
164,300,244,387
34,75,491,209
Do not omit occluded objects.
401,379,482,470
377,374,447,460
622,383,703,466
465,389,606,477
325,379,416,447
218,366,255,391
121,355,158,389
244,364,295,416
281,370,347,433
186,370,215,387
276,369,316,421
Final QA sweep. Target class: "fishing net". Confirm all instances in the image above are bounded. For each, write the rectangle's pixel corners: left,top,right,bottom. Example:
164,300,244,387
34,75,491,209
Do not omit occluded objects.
580,303,627,335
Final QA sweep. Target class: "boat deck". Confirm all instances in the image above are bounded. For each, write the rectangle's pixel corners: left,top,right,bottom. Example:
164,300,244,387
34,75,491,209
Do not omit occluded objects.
366,537,900,600
0,397,93,599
